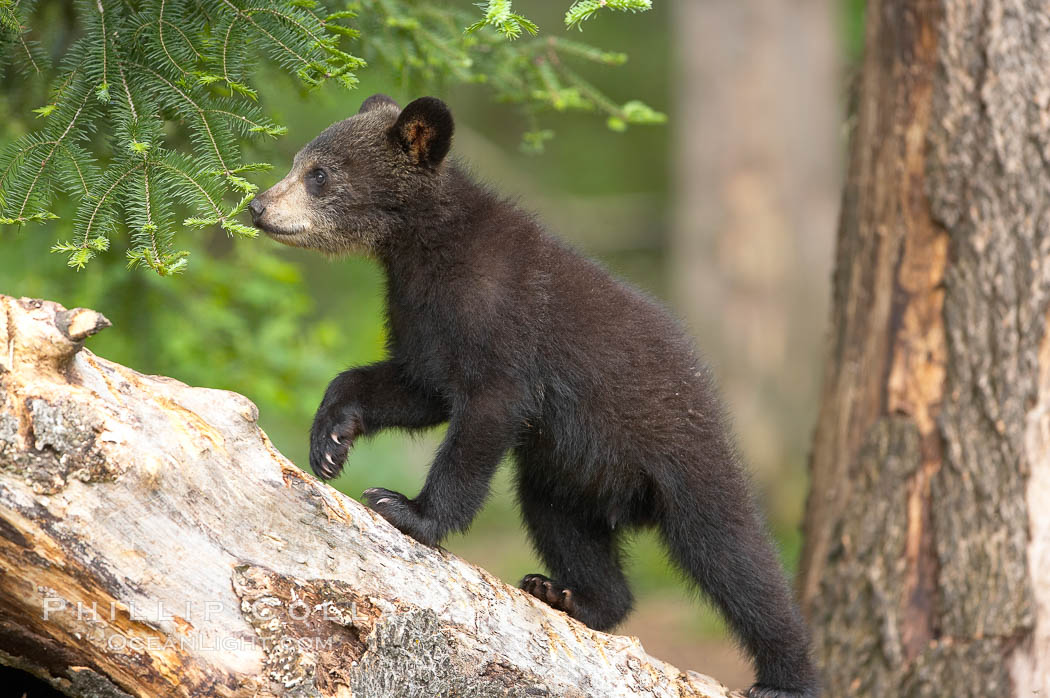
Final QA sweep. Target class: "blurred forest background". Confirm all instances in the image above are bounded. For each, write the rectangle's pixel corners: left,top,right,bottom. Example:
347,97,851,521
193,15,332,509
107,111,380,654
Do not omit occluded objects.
0,0,864,686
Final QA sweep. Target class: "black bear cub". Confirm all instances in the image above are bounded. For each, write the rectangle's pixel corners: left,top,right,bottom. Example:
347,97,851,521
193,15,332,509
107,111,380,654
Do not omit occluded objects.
249,94,818,698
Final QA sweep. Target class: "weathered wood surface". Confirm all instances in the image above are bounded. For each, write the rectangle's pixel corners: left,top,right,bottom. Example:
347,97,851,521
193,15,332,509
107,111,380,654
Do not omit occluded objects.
0,294,738,698
800,0,1050,695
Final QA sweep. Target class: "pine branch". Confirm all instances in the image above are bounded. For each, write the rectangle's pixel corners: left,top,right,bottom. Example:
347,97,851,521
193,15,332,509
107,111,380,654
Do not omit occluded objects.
1,76,96,224
78,0,124,102
564,0,652,31
126,58,238,176
152,149,227,220
68,158,143,268
215,1,326,79
0,0,48,75
155,0,196,75
465,0,538,40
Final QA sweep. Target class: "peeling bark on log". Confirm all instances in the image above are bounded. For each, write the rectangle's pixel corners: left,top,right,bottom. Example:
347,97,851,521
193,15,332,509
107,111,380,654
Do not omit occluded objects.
0,294,739,698
800,0,1050,695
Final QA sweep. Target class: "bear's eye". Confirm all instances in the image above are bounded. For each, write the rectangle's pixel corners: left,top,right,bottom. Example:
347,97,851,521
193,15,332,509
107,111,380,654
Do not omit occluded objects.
306,168,327,195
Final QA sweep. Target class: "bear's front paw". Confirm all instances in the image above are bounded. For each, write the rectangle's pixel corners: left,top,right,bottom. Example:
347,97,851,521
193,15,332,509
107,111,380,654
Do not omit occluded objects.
520,574,576,616
309,406,364,480
362,487,438,546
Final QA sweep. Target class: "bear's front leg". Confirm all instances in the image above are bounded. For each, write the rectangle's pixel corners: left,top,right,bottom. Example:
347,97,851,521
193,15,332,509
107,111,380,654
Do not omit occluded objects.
363,390,519,546
309,360,447,480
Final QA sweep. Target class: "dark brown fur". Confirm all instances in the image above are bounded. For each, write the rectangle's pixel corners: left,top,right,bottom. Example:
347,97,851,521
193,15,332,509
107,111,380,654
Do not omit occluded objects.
250,96,818,698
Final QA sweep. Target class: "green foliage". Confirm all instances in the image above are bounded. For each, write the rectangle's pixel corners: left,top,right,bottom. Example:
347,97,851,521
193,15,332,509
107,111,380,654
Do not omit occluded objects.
355,3,662,150
465,0,538,39
0,0,49,76
564,0,652,31
1,0,661,275
1,0,359,273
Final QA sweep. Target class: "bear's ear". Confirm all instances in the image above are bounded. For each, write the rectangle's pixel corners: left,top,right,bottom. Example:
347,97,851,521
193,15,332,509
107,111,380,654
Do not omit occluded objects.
358,94,400,114
388,97,454,167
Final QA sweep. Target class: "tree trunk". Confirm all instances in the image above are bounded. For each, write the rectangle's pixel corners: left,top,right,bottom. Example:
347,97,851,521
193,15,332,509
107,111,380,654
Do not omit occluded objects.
670,0,838,488
0,294,738,698
800,0,1050,695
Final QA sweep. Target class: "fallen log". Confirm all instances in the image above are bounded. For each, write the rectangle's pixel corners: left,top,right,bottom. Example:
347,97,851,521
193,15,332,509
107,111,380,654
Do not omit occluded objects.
0,294,739,697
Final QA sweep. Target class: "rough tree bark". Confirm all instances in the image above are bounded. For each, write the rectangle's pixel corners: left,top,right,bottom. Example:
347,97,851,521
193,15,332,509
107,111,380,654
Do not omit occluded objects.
0,294,738,698
800,0,1050,695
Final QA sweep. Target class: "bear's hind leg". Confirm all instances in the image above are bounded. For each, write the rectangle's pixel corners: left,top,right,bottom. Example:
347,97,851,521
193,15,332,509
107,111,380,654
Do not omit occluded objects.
517,471,633,631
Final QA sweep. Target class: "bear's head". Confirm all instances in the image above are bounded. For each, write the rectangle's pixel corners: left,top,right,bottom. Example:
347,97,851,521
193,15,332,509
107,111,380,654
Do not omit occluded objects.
248,95,454,253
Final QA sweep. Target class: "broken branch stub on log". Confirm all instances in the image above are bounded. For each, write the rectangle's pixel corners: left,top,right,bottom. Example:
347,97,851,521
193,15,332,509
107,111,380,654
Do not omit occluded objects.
0,295,738,697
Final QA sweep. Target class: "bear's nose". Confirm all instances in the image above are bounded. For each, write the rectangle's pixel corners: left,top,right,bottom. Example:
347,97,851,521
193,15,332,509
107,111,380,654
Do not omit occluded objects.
248,197,266,222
